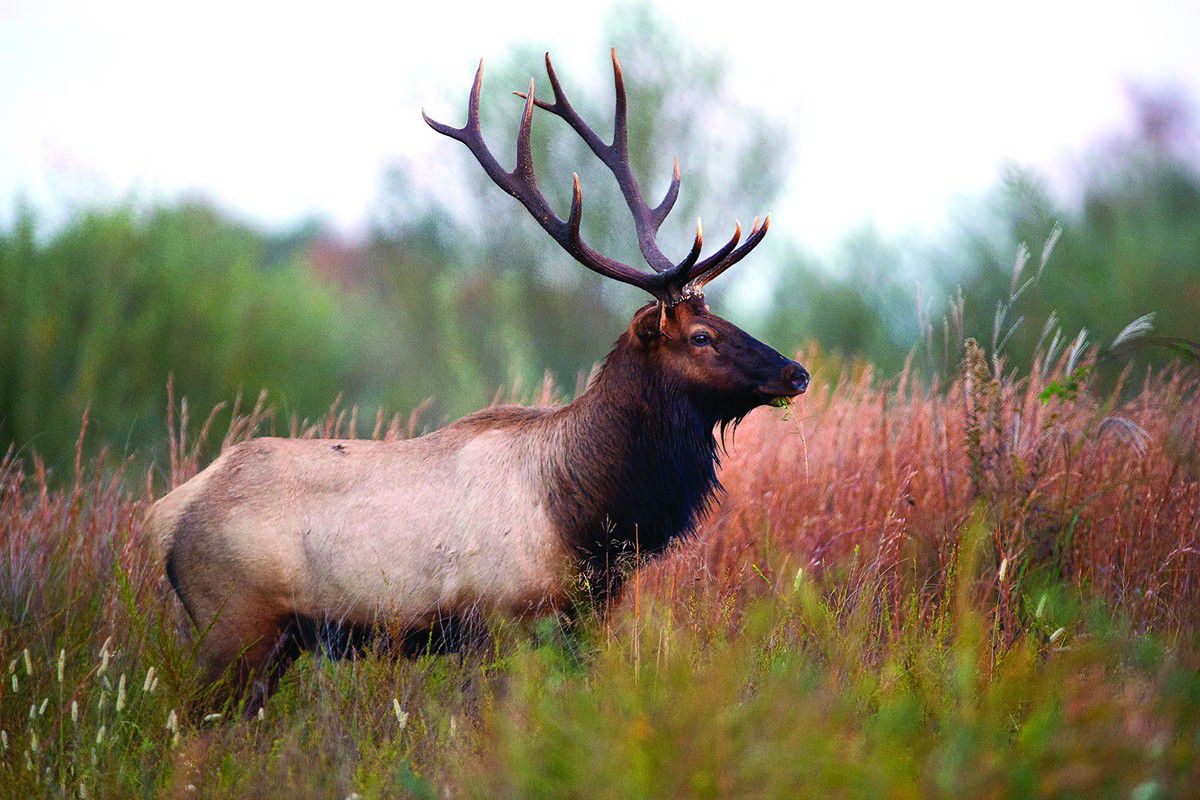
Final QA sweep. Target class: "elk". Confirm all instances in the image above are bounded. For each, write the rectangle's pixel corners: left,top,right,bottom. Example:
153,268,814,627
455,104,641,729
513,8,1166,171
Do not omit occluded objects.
149,51,809,715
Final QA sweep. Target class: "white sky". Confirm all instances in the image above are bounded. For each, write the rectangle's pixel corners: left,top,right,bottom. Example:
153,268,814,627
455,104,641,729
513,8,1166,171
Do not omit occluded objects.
2,0,1198,252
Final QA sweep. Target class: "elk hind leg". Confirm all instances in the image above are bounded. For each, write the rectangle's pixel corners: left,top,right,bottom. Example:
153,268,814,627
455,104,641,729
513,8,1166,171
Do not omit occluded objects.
193,610,297,721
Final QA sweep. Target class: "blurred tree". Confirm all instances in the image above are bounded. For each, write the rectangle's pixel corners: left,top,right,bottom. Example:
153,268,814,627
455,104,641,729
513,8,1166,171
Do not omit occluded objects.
0,202,368,472
764,231,919,374
4,16,1197,478
939,86,1200,373
761,85,1200,380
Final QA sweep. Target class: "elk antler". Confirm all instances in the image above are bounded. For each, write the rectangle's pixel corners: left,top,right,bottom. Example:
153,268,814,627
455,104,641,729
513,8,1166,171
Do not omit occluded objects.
423,50,769,305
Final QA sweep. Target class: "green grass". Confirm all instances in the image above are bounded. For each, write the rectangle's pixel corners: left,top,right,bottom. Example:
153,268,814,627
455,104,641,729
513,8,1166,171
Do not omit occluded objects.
2,515,1197,798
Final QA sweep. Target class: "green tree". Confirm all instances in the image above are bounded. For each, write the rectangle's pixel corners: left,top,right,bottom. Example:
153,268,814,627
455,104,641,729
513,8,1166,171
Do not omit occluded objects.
0,202,364,472
943,109,1200,374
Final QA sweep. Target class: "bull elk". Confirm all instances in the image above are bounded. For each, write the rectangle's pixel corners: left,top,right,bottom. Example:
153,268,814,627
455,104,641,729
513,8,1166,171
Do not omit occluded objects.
150,51,809,715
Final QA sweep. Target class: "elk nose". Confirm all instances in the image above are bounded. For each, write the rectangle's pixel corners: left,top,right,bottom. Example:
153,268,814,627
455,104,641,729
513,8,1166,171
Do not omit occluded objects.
782,362,810,394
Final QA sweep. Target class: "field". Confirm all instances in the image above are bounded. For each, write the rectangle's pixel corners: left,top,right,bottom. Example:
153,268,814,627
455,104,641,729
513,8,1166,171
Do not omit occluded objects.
1,342,1198,799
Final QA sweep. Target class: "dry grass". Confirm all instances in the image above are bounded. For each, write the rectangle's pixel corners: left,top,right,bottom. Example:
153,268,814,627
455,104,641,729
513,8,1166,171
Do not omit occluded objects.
637,343,1200,638
1,338,1198,797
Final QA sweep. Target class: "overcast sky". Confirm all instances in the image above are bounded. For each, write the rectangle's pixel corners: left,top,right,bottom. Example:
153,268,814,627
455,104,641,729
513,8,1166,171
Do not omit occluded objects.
2,0,1198,252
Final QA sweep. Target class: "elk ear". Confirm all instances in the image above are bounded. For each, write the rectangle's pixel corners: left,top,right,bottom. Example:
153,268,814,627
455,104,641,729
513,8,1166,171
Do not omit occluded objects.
630,303,671,344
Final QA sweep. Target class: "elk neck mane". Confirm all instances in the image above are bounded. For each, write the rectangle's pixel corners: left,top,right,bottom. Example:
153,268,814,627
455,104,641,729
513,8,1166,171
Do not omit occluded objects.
546,327,732,589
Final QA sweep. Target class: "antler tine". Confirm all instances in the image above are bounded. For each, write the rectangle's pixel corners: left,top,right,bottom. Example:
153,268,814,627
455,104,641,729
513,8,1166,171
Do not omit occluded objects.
566,173,585,242
686,215,771,290
422,61,512,197
611,48,629,157
690,221,742,275
514,79,537,181
421,61,477,141
652,157,682,228
679,218,703,271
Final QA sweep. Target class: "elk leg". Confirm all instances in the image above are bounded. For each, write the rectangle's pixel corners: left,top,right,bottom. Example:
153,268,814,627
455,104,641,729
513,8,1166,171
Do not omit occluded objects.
244,619,303,719
400,611,489,657
192,608,292,720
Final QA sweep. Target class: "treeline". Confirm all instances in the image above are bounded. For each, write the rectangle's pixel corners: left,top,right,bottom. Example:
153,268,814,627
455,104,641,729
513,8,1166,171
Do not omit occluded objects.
2,11,1197,473
767,134,1200,377
4,118,1196,475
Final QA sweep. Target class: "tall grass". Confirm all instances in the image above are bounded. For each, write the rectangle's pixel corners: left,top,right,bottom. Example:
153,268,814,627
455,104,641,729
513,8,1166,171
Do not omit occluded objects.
1,333,1197,797
637,341,1200,637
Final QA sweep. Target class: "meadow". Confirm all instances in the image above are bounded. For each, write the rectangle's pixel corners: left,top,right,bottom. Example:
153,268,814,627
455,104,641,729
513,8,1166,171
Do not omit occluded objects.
3,7,1199,796
1,321,1197,798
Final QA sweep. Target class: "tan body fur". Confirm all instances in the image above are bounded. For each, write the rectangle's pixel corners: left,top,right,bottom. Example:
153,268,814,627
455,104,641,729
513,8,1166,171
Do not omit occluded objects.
150,406,573,694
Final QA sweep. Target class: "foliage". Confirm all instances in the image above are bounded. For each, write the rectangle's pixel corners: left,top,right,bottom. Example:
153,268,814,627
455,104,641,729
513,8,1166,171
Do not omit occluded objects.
0,202,376,472
763,231,920,376
934,108,1200,374
760,90,1200,380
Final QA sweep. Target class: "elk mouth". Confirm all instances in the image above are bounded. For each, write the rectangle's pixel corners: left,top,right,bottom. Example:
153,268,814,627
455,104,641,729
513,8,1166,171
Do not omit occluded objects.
756,384,806,407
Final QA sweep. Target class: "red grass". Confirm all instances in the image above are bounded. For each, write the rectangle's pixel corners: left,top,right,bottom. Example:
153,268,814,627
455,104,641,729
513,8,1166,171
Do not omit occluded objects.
2,350,1198,656
636,347,1200,637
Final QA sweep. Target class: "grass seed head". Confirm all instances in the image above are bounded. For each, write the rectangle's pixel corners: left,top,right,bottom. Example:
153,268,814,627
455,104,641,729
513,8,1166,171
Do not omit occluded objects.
393,697,408,728
97,637,112,676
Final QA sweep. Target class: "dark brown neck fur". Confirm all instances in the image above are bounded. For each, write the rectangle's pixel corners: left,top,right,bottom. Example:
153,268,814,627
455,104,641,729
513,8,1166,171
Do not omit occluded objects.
545,333,724,600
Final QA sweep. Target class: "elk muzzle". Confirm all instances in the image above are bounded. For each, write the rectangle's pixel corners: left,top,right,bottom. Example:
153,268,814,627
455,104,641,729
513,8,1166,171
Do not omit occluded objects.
758,359,810,402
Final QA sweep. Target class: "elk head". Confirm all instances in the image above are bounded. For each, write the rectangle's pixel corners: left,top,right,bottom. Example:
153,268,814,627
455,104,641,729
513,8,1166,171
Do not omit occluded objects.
626,298,809,422
424,50,809,420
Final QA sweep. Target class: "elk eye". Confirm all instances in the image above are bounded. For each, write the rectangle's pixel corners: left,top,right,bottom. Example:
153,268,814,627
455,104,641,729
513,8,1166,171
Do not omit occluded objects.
690,332,712,347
